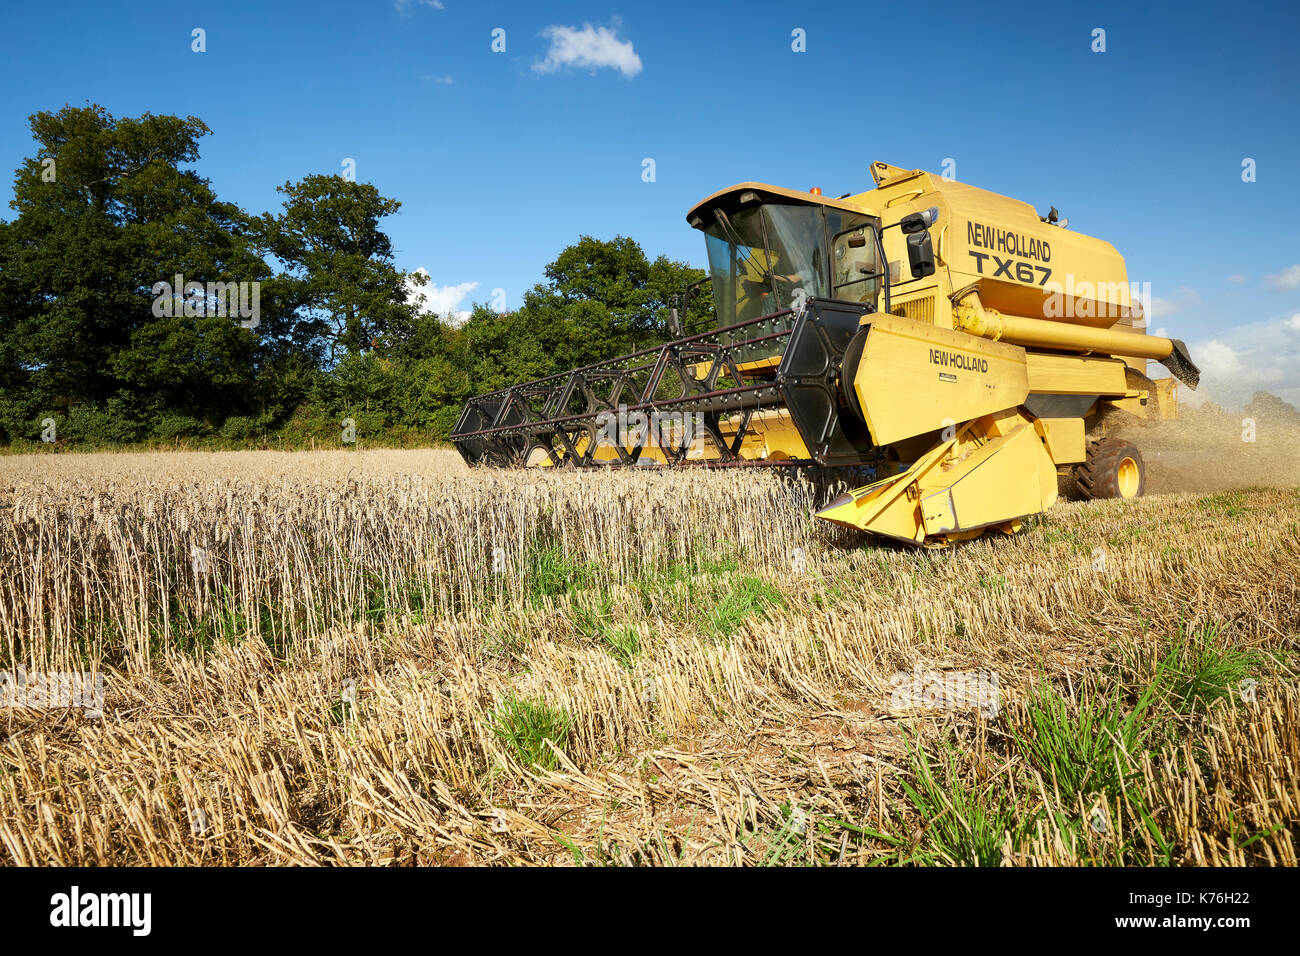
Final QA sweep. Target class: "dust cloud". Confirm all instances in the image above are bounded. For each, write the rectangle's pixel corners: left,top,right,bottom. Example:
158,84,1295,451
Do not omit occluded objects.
1119,407,1300,495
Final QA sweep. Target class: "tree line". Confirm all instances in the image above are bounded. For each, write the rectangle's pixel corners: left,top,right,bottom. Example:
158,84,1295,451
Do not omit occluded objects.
0,105,712,447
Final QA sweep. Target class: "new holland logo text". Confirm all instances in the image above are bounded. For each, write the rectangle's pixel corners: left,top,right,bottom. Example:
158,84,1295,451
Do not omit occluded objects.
967,221,1051,262
966,221,1052,285
929,348,988,373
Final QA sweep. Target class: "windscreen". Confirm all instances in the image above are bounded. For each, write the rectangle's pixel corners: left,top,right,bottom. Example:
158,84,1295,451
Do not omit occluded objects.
703,204,831,327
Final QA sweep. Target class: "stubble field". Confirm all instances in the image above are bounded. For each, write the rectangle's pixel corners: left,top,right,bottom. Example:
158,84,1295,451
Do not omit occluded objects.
1,420,1297,866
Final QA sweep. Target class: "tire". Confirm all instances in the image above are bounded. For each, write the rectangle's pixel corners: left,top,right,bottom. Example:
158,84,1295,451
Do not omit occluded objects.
839,327,870,422
1077,438,1145,500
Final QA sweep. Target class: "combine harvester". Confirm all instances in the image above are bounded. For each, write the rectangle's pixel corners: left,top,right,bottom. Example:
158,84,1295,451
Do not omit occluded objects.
452,162,1199,546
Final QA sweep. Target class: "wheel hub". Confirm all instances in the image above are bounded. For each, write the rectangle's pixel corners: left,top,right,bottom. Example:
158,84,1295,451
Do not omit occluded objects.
1116,456,1140,498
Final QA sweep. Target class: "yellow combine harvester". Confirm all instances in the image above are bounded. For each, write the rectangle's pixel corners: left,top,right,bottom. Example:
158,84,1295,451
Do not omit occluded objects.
452,162,1199,546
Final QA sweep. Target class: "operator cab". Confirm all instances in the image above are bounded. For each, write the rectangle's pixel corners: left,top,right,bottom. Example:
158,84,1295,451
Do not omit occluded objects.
686,184,882,328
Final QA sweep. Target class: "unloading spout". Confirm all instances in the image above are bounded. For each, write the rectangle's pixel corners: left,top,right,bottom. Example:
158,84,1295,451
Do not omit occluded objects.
951,289,1200,388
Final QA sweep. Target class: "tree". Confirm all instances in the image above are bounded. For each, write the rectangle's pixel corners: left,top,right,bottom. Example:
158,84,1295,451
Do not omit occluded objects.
0,112,715,447
0,104,283,440
541,234,710,344
256,176,420,366
389,236,711,439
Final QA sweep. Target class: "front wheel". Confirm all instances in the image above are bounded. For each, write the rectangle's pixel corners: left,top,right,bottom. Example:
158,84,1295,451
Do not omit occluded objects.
1077,438,1145,500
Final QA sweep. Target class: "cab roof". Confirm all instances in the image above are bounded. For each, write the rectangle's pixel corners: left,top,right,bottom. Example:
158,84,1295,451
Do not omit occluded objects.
685,182,875,229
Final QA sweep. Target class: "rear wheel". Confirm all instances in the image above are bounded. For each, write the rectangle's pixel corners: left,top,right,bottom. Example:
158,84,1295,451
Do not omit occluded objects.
1077,437,1145,500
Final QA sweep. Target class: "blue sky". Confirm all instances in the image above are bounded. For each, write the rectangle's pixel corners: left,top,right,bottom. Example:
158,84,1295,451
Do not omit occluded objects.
3,0,1299,406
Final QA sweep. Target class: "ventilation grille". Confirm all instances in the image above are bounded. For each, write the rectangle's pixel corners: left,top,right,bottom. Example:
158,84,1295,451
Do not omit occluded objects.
891,296,935,324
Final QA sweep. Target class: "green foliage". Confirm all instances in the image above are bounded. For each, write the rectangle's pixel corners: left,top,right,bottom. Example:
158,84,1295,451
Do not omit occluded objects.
746,805,813,866
0,107,711,448
4,105,1299,457
490,695,573,771
602,626,641,669
256,175,417,366
218,416,258,441
570,597,640,668
64,399,146,444
152,413,209,440
1196,492,1250,518
0,105,296,440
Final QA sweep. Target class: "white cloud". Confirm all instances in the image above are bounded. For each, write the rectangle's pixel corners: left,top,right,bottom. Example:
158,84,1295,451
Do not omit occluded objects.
1266,264,1300,290
1185,312,1300,407
418,74,455,85
1194,340,1243,379
533,23,643,78
1148,285,1201,320
1227,273,1247,283
394,0,443,16
406,269,478,322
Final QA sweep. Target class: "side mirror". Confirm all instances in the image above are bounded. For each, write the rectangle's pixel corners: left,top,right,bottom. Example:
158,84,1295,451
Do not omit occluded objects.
906,231,936,279
899,206,939,234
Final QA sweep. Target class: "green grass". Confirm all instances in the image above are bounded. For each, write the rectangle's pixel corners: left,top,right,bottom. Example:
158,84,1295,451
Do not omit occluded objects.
1148,625,1263,715
561,558,779,662
808,581,846,609
632,553,740,590
745,805,812,866
896,736,1032,867
489,694,573,772
1107,526,1147,547
697,574,784,640
602,626,641,669
482,621,527,660
1012,681,1156,803
569,597,641,668
327,693,358,725
525,545,597,602
897,678,1173,867
530,548,744,610
1196,491,1251,518
889,635,1267,868
1038,795,1175,867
